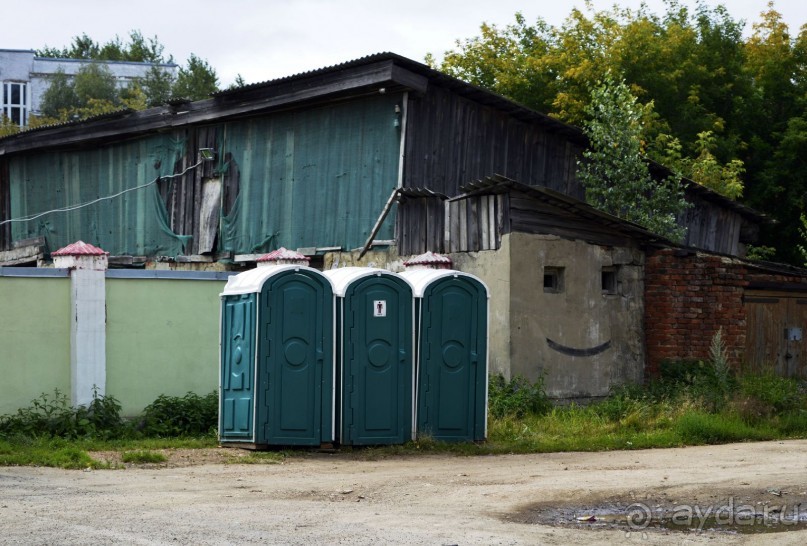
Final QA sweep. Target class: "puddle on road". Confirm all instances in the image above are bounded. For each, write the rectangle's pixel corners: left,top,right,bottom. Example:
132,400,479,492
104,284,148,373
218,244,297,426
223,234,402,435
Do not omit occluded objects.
511,501,807,535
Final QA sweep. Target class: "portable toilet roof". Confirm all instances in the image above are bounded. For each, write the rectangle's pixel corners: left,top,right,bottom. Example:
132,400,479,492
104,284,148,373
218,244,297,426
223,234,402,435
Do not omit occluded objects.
324,267,414,296
399,269,490,298
221,264,334,296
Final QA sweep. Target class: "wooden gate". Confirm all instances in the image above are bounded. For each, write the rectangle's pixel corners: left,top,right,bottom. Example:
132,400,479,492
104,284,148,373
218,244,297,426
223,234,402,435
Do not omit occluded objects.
744,291,807,378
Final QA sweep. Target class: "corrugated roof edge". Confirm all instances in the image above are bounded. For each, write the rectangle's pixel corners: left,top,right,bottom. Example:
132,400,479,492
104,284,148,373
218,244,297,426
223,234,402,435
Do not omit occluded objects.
213,52,581,140
1,107,135,136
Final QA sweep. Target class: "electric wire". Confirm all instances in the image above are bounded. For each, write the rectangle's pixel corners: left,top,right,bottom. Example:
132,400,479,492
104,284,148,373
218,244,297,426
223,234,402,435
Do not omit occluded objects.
0,159,204,227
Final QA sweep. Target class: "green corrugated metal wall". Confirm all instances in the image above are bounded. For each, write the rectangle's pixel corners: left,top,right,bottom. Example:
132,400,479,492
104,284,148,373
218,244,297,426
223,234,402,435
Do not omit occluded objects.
220,93,402,253
7,93,402,257
9,135,188,256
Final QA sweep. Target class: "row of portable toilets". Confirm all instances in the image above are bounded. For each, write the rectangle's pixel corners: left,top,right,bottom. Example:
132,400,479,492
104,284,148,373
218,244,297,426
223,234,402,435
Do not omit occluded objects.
218,262,489,447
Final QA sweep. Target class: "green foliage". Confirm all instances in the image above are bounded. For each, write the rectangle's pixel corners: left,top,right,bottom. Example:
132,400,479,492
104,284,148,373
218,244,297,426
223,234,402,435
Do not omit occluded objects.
673,410,774,444
798,214,807,267
33,31,219,124
139,65,175,106
172,54,219,101
436,3,807,265
138,391,218,437
73,63,118,106
121,450,167,464
39,63,123,123
578,74,689,241
656,130,745,199
745,245,777,261
38,30,170,63
0,115,20,137
739,372,802,413
488,374,552,418
39,69,78,119
0,437,107,469
0,389,126,440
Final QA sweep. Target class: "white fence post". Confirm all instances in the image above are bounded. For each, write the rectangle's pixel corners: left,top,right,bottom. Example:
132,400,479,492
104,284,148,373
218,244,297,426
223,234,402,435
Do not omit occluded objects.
52,241,108,407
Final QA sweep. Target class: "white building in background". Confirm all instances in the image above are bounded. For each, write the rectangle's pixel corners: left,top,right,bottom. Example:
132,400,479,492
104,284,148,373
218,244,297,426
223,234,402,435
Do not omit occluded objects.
0,48,178,126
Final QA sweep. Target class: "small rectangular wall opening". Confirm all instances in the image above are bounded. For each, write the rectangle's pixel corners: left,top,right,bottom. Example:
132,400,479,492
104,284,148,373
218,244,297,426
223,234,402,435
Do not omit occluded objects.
602,267,617,295
543,267,564,293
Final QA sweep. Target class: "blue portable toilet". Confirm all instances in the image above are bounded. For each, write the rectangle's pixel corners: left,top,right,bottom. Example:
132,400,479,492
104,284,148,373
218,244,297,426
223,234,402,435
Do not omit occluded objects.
323,267,415,445
219,263,335,447
401,267,490,442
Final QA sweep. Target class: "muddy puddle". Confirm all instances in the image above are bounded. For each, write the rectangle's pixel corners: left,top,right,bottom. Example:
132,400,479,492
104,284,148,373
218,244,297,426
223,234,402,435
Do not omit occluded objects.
511,497,807,535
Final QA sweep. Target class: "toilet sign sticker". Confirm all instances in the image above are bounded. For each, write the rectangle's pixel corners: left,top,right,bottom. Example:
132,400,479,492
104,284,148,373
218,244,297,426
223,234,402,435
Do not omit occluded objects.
373,300,387,317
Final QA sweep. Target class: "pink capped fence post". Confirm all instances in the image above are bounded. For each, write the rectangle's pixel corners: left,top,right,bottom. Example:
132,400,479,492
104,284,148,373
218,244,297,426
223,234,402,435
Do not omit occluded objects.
52,241,108,407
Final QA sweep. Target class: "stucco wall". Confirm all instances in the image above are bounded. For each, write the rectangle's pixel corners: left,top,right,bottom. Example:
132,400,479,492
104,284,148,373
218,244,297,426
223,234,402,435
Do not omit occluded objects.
448,236,512,378
0,275,71,415
106,278,225,415
508,232,645,399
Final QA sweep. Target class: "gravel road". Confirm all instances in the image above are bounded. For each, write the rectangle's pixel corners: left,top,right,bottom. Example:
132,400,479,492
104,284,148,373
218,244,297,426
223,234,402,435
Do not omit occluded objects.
2,440,807,545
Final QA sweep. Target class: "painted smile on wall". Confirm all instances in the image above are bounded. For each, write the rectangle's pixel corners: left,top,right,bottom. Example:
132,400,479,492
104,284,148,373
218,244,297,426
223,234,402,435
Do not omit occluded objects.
546,338,612,357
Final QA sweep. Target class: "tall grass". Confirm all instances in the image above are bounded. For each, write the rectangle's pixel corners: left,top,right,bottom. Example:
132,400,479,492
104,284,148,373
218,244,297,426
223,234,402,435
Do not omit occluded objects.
483,334,807,454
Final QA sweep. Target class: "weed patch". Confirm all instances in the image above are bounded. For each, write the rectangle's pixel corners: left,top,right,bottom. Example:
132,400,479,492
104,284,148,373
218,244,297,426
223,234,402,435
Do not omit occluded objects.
122,450,168,464
138,392,218,437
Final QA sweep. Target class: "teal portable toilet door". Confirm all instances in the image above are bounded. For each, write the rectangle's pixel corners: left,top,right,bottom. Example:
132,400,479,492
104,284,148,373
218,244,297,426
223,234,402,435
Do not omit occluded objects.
341,273,413,445
415,273,488,442
259,270,333,446
219,293,257,441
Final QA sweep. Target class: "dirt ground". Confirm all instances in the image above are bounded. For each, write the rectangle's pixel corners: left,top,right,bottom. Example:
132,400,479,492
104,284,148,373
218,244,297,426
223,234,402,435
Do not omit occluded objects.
2,440,807,545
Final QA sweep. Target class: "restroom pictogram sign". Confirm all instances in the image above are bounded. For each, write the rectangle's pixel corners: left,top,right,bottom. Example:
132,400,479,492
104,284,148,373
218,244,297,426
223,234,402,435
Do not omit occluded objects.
373,300,387,317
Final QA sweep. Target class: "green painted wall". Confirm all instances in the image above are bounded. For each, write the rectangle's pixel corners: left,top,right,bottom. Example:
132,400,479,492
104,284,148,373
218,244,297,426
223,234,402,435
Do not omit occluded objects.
106,278,225,416
0,277,71,415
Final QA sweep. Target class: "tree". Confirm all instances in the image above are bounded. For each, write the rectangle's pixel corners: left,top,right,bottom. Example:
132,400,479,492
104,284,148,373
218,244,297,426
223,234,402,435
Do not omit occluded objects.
38,30,170,63
37,63,123,124
39,69,79,118
172,54,219,101
433,13,558,113
434,1,807,264
0,115,20,138
652,130,745,199
33,31,218,122
578,75,689,242
139,65,175,106
73,63,118,107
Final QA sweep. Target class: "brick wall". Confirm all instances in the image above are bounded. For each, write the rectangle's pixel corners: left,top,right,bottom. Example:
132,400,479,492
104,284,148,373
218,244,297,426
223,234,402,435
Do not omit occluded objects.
645,249,807,376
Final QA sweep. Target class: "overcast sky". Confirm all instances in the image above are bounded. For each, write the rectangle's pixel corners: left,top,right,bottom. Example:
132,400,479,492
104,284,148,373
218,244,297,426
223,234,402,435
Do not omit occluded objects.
3,0,806,87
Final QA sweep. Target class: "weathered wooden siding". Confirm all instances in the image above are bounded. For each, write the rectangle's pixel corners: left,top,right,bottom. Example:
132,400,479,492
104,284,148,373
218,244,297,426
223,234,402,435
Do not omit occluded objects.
159,126,222,255
680,199,742,255
397,196,445,255
397,86,583,255
445,194,507,253
744,291,807,378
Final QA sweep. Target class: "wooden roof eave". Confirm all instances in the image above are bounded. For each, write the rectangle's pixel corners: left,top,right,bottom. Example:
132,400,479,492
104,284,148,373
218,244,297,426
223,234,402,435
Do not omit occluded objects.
453,175,673,247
